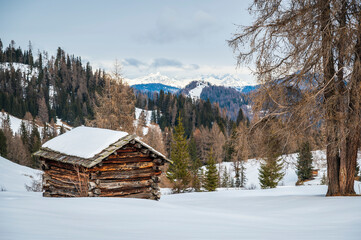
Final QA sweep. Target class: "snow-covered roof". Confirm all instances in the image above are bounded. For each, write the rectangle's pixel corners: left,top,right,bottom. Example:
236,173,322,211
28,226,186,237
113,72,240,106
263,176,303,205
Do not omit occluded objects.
35,126,169,167
42,126,128,159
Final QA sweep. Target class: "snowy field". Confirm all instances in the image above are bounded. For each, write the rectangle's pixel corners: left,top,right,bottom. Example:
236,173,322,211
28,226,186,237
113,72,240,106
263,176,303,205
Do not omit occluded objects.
1,157,361,240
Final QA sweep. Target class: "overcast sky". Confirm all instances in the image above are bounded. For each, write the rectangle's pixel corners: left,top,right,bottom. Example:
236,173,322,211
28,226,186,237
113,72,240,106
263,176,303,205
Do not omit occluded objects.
0,0,255,82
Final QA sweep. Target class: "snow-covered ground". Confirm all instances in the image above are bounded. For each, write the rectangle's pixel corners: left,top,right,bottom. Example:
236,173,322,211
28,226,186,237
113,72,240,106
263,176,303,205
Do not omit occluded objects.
0,112,71,137
0,62,39,80
134,107,157,136
0,156,42,192
214,150,361,189
1,155,361,239
188,81,208,100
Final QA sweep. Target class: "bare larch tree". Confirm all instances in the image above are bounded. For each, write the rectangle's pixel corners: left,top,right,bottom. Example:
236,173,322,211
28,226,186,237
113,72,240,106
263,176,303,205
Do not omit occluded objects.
229,0,361,196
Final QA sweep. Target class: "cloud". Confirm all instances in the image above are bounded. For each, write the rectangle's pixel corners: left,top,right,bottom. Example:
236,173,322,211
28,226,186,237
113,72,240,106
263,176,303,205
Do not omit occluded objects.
136,9,220,44
122,58,146,67
150,58,183,68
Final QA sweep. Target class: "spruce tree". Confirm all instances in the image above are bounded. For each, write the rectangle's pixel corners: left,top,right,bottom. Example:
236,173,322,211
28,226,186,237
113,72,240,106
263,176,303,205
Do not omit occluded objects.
167,116,191,193
296,141,313,181
29,121,41,152
259,158,285,189
240,160,247,187
258,137,285,189
221,166,230,188
204,149,218,191
188,136,202,191
0,129,7,157
235,170,241,188
20,121,29,147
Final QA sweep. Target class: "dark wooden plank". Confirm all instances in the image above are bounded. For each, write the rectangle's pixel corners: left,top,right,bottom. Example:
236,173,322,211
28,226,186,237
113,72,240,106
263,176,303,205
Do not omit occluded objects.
88,162,154,172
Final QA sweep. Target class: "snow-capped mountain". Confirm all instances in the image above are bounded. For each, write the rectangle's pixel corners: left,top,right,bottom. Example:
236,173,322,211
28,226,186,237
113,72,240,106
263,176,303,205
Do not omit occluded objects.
197,73,257,89
124,72,258,90
124,72,186,88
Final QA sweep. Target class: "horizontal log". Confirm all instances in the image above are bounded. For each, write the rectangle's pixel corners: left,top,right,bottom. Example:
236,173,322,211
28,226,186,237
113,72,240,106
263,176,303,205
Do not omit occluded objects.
94,169,161,180
99,180,152,190
122,192,156,199
98,177,152,183
46,160,86,172
47,170,88,182
47,166,87,177
44,178,80,190
108,152,149,159
116,148,137,153
43,187,85,197
94,188,101,195
88,162,154,172
48,173,87,185
100,186,152,197
103,158,153,164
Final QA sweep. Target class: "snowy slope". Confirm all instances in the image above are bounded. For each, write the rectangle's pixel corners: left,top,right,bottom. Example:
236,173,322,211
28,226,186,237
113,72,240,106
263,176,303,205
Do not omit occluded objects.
214,150,361,189
0,156,42,192
0,112,24,135
1,185,361,240
0,62,39,79
0,112,71,136
1,150,361,239
134,107,153,126
188,81,208,100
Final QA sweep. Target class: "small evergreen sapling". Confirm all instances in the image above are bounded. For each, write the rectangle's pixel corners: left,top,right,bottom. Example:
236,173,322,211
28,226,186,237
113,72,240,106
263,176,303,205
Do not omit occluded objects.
259,157,285,189
221,166,230,188
204,149,218,192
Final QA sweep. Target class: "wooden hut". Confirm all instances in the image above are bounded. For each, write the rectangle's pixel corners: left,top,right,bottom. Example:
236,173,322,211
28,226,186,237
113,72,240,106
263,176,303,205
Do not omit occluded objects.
34,126,170,200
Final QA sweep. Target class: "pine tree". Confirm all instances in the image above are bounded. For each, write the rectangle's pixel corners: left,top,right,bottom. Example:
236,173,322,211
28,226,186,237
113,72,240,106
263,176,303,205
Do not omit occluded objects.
240,160,247,187
221,166,230,188
259,158,285,189
258,135,285,189
29,121,41,153
188,136,202,191
0,129,7,157
204,148,218,191
296,142,313,181
320,173,328,185
167,115,191,193
20,121,29,146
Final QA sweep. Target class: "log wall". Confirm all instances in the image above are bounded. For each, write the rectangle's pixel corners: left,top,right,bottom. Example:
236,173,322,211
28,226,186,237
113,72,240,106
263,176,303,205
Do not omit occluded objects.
41,143,164,200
